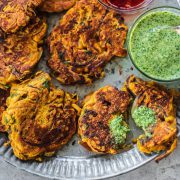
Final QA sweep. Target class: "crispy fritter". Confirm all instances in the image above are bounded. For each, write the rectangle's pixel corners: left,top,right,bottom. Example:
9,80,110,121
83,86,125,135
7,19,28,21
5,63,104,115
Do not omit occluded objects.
125,75,177,161
39,0,77,12
0,0,42,34
0,87,9,132
47,0,127,85
78,86,131,154
2,71,80,161
0,17,47,86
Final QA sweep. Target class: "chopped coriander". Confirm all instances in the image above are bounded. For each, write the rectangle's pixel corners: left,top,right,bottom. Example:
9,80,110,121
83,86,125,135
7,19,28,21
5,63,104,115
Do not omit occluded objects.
42,80,50,90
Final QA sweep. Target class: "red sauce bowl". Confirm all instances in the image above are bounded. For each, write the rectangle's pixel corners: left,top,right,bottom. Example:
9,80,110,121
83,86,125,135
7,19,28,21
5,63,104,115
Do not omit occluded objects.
98,0,154,14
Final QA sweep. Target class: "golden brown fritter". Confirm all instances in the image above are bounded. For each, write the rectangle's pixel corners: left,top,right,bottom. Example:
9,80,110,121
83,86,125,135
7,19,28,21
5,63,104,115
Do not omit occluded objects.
0,87,9,132
2,71,80,161
0,0,42,34
39,0,77,12
47,0,128,85
78,86,131,154
0,16,47,86
125,75,177,161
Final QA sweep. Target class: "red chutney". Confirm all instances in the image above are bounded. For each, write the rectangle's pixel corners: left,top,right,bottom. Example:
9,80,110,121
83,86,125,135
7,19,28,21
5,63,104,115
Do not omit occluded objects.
107,0,145,9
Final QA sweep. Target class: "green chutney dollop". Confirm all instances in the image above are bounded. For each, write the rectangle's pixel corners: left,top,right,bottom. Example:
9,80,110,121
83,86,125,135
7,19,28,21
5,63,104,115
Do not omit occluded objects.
109,115,130,145
129,10,180,80
132,106,156,136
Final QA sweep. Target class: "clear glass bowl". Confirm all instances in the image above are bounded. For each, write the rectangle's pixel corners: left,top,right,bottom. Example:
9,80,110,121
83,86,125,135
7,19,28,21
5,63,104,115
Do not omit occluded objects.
128,7,180,82
98,0,154,14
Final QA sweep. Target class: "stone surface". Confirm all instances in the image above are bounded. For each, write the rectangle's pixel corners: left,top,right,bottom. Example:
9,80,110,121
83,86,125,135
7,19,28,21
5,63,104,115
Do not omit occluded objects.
0,0,179,180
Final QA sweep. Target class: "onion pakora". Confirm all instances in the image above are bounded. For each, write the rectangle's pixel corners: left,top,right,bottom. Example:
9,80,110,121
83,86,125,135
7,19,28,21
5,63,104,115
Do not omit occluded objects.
0,17,47,86
78,86,131,154
2,71,80,161
47,0,127,85
0,0,42,34
125,75,177,161
39,0,77,12
0,87,9,132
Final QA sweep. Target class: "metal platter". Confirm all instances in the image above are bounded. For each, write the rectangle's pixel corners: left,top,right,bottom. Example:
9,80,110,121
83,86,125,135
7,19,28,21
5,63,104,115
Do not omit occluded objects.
0,0,179,179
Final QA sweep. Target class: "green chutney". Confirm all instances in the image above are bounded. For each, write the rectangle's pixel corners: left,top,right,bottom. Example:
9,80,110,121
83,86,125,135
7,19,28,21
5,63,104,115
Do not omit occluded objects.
132,106,156,137
109,115,130,145
132,106,156,130
129,10,180,81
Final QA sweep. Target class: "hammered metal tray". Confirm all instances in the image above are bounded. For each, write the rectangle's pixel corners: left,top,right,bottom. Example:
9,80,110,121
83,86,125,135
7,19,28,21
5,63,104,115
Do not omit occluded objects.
0,0,179,179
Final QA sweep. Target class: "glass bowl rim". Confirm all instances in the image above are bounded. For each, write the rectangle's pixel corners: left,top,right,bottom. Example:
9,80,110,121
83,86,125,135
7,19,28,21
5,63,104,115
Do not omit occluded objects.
98,0,154,13
127,6,180,82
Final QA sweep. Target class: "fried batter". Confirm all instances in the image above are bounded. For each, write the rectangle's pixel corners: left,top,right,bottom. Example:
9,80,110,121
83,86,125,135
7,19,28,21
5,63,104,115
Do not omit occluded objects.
0,16,47,86
39,0,77,12
78,86,131,154
2,71,80,161
0,87,9,132
125,75,177,161
0,0,42,34
47,0,127,84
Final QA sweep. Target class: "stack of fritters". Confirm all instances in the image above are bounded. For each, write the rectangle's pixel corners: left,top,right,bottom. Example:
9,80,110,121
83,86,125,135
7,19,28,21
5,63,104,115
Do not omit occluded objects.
78,86,131,154
0,17,47,86
47,0,128,84
2,71,80,161
125,75,177,161
0,0,178,163
0,0,42,35
39,0,77,12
